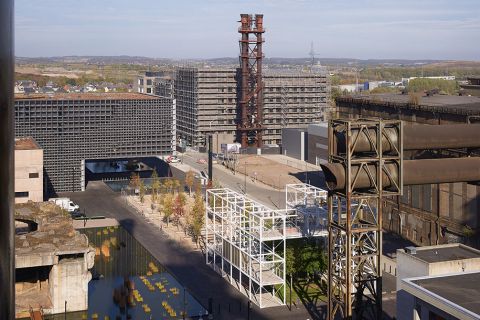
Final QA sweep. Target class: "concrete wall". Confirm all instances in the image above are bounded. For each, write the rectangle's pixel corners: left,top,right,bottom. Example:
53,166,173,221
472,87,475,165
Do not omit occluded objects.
281,128,306,161
49,251,94,314
15,148,43,203
307,123,328,165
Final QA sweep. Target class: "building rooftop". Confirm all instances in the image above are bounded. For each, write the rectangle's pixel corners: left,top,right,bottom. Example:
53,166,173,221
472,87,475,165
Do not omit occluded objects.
338,93,480,115
14,92,160,101
14,137,41,150
407,244,480,263
412,272,480,316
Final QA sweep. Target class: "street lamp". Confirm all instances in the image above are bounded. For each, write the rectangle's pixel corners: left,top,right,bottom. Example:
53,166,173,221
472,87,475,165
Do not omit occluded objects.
244,161,247,195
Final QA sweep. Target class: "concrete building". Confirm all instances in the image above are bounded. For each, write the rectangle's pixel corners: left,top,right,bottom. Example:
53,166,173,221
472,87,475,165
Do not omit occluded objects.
15,93,175,194
306,122,328,166
281,128,307,161
168,67,329,148
460,76,480,97
15,202,95,317
336,94,480,248
396,244,480,320
14,137,43,203
400,272,480,320
134,71,164,95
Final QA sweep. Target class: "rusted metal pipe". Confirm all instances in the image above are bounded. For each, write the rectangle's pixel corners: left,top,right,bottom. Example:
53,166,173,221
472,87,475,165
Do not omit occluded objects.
0,0,15,317
321,157,480,191
337,124,480,153
404,124,480,150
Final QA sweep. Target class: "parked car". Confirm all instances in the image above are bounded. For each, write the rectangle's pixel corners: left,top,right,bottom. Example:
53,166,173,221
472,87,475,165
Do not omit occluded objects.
166,155,181,163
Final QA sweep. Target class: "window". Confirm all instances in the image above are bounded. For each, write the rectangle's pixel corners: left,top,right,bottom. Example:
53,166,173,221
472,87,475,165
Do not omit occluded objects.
15,191,29,198
146,79,152,86
29,172,39,178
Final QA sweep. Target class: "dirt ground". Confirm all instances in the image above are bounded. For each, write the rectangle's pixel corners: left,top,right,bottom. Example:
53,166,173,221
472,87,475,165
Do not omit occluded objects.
235,155,309,189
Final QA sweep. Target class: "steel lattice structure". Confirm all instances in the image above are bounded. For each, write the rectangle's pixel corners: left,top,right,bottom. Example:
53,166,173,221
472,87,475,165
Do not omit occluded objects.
327,119,403,319
285,183,329,237
238,14,265,148
205,188,296,308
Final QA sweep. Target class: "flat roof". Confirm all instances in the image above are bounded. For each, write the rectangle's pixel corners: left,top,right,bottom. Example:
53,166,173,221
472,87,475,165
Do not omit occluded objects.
14,92,160,101
14,137,40,150
413,245,480,263
413,272,480,316
337,94,480,115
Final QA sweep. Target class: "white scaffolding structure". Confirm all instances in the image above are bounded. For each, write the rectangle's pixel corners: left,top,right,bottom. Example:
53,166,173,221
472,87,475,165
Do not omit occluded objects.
285,183,328,237
205,188,296,308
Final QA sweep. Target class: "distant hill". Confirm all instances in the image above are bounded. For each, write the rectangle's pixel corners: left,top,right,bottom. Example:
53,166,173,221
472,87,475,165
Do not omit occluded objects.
16,55,477,67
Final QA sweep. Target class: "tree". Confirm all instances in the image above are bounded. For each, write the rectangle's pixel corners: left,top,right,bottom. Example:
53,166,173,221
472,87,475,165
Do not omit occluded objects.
172,179,181,194
163,179,173,194
190,192,205,247
185,171,195,196
151,169,160,202
139,178,146,203
162,193,174,226
173,192,187,227
129,172,140,191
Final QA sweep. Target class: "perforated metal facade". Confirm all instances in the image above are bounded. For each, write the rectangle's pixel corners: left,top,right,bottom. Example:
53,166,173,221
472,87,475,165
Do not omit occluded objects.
14,93,175,195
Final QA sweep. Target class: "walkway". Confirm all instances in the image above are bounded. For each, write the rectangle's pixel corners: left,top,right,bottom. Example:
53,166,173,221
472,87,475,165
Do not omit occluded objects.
62,181,322,320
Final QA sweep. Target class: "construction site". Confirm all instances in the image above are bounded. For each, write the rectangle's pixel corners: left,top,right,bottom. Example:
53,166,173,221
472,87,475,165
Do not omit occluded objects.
143,14,329,149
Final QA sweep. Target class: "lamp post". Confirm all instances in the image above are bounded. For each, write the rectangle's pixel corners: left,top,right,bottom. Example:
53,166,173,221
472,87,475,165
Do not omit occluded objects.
244,162,247,195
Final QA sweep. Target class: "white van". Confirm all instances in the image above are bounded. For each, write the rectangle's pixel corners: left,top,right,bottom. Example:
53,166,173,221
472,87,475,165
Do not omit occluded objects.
48,198,79,213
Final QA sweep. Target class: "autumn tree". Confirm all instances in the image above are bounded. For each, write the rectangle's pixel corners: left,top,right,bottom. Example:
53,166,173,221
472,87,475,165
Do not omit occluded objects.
173,192,187,228
185,170,195,196
190,192,205,247
150,169,160,202
139,178,146,203
162,193,174,226
129,172,140,191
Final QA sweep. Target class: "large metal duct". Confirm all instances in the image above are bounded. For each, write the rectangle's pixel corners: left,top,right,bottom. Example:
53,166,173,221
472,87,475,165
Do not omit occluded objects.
321,157,480,191
337,124,480,153
0,0,15,318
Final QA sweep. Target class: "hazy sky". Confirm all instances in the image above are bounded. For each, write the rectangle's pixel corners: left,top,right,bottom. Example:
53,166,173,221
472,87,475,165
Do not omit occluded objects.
15,0,480,60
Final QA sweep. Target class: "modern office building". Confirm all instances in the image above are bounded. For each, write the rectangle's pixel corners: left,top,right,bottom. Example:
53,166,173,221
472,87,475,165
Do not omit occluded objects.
14,137,44,203
336,94,480,248
162,67,329,148
14,93,175,195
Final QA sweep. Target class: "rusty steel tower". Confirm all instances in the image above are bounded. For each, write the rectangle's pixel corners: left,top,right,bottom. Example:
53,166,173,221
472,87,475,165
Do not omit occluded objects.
238,14,265,148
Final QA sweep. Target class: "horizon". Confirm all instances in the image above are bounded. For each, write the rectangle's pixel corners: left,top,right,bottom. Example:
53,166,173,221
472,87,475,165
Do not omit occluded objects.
14,55,480,63
15,0,480,61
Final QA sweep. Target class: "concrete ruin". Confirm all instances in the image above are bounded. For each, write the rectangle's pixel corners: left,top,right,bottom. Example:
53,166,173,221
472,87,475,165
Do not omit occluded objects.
14,201,95,318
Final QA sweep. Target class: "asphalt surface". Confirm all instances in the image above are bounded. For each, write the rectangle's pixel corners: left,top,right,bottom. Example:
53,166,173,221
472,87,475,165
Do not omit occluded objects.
179,151,286,209
62,181,320,320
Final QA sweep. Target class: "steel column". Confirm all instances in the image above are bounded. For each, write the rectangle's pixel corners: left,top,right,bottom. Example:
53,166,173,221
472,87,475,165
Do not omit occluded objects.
237,14,265,148
0,0,15,318
327,119,403,320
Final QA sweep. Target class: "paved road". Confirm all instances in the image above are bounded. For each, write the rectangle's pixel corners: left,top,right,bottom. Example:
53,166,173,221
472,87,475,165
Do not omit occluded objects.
179,151,286,209
62,181,320,320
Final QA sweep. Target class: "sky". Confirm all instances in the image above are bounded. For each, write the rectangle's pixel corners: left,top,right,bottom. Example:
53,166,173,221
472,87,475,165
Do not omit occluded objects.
15,0,480,60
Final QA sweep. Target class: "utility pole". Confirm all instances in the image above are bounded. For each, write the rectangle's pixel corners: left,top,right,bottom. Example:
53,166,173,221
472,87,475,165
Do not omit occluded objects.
244,162,247,194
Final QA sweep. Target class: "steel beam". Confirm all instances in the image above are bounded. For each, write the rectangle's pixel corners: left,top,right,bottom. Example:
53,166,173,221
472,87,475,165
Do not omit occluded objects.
336,124,480,153
321,157,480,191
0,0,15,318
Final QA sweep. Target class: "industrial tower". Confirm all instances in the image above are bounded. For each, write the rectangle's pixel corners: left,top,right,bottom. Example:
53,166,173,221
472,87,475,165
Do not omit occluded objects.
238,14,265,148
